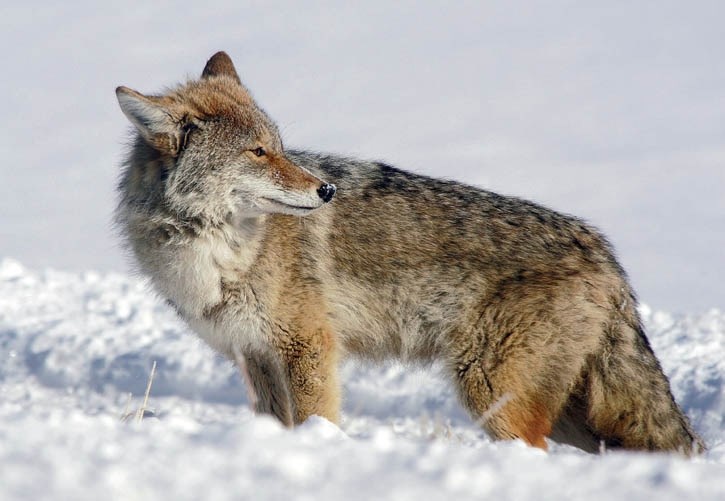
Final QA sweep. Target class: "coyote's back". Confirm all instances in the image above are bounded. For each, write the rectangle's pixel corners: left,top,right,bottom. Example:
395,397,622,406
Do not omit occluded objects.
115,51,704,455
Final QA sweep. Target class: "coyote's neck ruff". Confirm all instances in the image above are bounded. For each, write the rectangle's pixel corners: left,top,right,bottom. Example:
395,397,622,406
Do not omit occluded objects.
115,51,703,454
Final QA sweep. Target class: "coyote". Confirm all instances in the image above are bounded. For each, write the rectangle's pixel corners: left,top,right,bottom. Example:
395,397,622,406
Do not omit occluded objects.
115,51,703,454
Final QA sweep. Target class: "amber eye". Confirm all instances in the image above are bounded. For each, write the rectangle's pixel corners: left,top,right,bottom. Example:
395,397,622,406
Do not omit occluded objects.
251,147,266,157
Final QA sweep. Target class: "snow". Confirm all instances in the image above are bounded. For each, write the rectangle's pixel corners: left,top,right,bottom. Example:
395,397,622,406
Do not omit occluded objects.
1,258,724,500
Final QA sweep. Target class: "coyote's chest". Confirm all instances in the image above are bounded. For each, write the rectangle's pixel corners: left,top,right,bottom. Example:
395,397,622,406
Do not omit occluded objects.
147,225,267,357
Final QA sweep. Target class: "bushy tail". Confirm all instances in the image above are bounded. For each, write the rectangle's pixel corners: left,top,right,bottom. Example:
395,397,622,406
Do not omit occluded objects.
555,318,704,455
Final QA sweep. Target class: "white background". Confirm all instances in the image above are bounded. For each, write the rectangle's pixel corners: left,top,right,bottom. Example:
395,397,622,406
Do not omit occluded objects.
1,1,723,312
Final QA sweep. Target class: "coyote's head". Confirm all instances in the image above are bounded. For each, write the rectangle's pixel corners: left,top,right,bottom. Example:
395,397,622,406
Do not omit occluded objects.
116,51,335,223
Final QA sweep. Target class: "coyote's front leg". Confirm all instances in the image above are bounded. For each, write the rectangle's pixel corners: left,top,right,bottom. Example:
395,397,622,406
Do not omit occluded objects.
239,347,295,427
275,323,341,425
238,323,340,426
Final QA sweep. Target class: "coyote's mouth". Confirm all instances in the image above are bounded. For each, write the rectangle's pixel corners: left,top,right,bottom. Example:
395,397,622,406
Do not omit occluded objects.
258,197,321,216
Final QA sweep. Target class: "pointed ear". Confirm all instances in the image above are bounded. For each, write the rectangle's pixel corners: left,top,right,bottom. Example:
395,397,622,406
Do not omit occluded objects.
116,86,175,137
116,86,184,154
201,51,241,84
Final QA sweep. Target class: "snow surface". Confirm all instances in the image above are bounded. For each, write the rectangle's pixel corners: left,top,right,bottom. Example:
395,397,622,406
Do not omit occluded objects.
1,258,724,500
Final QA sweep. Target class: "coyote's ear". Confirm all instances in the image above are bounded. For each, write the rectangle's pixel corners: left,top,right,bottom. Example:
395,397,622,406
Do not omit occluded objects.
116,86,184,154
201,51,241,84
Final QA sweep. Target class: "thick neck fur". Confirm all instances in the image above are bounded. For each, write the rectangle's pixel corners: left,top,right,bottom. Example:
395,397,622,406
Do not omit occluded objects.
117,138,267,320
117,136,230,229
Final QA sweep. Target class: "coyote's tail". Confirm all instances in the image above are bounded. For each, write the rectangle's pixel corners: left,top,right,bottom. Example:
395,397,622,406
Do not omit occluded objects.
554,315,705,455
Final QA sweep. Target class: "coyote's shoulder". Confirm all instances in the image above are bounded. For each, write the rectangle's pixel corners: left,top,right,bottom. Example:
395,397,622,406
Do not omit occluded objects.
115,51,704,454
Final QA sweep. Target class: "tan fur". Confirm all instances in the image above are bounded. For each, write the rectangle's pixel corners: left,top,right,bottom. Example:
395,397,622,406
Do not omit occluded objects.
115,51,705,454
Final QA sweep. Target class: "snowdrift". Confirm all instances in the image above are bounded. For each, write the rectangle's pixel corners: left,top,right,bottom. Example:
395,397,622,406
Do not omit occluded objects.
1,258,723,500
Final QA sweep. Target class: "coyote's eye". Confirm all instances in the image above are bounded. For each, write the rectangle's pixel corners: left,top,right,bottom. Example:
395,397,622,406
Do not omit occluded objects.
252,147,266,157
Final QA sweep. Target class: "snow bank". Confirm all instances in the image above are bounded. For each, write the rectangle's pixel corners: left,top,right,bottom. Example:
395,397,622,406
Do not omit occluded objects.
1,258,724,500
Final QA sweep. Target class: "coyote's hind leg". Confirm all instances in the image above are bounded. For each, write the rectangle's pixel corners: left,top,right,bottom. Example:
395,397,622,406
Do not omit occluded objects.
452,357,560,450
447,303,598,450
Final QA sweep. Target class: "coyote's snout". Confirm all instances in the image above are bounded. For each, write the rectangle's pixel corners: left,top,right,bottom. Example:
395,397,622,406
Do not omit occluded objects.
115,51,704,455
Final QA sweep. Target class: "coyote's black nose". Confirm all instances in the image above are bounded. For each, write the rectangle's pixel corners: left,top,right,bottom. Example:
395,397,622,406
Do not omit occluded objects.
317,183,336,203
